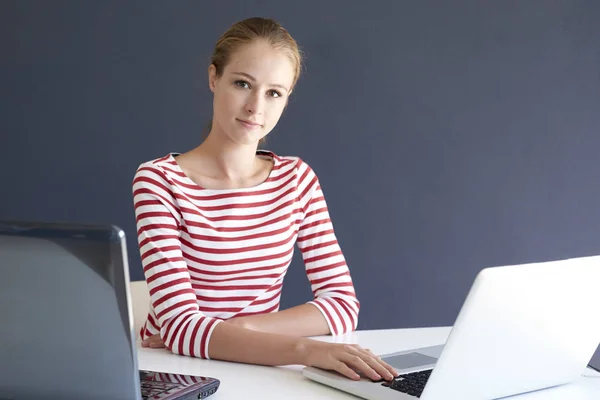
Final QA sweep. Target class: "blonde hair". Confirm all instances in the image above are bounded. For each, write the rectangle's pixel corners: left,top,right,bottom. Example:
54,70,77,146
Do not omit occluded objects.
211,17,303,91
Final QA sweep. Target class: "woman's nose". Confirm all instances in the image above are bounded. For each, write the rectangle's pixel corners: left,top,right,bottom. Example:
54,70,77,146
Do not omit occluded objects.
245,94,264,115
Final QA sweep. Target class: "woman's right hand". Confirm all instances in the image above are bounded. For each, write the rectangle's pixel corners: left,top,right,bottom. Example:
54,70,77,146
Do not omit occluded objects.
300,339,399,381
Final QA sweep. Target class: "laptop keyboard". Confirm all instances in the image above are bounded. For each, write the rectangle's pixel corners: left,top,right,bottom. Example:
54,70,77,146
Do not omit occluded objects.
140,379,182,399
381,369,432,398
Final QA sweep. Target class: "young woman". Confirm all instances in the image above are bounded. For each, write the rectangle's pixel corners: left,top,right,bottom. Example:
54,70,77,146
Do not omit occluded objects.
132,17,397,382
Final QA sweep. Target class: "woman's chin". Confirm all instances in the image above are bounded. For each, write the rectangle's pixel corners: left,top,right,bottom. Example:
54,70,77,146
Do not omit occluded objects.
228,127,267,145
227,132,264,147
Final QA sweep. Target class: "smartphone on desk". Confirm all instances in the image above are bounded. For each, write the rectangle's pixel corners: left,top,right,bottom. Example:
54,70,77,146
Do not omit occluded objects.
140,370,220,400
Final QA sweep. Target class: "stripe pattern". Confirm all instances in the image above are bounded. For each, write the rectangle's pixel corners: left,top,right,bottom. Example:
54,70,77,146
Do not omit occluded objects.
133,151,360,359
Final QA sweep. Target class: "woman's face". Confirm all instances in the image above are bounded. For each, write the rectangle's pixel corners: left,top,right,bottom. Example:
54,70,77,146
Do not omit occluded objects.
209,39,295,146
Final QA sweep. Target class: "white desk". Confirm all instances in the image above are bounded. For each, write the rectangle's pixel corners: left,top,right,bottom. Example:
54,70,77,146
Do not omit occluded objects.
137,327,600,399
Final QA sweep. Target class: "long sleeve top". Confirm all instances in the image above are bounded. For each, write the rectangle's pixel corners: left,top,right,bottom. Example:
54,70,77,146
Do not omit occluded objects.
132,151,360,359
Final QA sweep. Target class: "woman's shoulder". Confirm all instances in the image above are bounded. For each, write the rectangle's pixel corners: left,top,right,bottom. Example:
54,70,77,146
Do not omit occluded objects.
136,153,177,169
259,150,315,175
133,153,182,185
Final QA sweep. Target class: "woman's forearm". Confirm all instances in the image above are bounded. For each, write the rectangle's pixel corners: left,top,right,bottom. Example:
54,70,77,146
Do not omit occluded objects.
208,321,398,383
227,303,331,336
208,321,311,365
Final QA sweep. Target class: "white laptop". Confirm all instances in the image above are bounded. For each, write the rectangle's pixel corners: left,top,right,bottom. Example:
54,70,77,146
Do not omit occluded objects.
303,255,600,399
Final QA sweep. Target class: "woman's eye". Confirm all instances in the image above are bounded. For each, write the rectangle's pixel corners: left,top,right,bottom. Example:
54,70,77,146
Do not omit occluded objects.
235,80,250,89
268,90,282,98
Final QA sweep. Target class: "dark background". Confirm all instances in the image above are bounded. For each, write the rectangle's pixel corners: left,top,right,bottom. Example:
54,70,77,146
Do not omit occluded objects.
1,1,599,367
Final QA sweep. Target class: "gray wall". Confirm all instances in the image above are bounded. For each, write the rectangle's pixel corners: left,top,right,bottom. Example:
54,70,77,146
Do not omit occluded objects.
1,1,599,366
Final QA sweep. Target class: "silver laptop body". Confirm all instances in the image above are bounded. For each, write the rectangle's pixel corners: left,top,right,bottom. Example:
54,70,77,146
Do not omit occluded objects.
303,256,600,400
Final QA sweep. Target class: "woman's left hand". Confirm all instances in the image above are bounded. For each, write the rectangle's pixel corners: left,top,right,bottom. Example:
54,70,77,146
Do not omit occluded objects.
141,334,165,348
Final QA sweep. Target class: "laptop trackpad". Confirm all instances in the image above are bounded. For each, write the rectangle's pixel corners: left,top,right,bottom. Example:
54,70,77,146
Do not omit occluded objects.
382,352,438,370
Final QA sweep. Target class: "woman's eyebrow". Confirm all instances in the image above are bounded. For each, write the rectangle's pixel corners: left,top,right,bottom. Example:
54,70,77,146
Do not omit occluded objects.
232,71,289,92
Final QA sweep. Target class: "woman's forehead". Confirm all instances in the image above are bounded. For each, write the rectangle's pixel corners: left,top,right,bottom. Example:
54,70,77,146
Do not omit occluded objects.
225,41,295,89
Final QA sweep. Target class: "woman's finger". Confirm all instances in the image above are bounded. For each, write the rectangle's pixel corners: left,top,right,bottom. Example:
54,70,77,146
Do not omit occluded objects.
143,334,165,349
333,361,361,381
341,353,380,381
357,350,395,381
149,338,166,348
362,348,398,378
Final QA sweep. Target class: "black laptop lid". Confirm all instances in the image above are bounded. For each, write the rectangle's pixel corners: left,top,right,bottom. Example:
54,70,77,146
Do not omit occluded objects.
0,221,140,400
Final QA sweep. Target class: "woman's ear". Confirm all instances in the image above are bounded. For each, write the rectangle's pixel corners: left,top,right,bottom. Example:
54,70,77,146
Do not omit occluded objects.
208,64,218,93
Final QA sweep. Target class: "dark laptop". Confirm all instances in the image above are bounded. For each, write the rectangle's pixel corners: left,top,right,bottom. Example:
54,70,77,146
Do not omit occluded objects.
0,220,220,400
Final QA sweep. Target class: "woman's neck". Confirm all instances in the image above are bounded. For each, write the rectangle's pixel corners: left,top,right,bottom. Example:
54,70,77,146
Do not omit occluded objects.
194,129,261,182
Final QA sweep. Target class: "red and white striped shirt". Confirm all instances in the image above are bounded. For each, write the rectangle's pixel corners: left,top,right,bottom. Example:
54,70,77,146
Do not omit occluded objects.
132,151,360,359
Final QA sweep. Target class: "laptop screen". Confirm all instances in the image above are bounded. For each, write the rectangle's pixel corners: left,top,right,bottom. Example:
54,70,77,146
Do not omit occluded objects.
590,346,600,372
0,222,140,400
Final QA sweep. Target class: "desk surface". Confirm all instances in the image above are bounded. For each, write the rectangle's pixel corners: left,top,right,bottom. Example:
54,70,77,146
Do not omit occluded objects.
136,327,600,399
